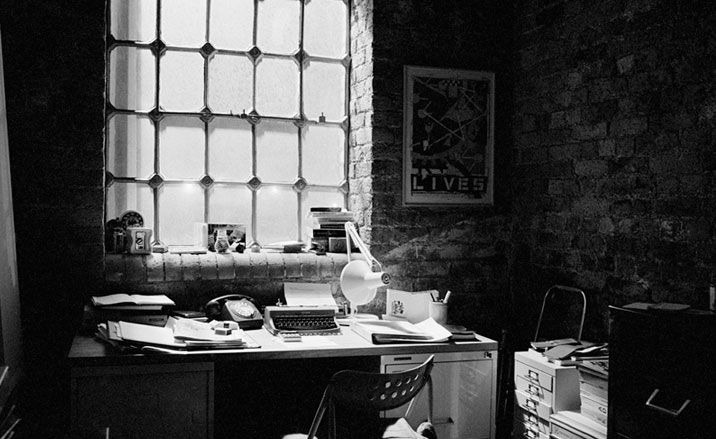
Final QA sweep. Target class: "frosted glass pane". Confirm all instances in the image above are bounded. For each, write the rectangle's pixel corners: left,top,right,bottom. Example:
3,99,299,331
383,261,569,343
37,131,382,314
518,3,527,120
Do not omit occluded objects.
304,0,347,58
256,57,299,117
256,120,298,183
210,0,254,51
107,114,155,179
208,184,252,227
208,118,253,182
302,125,344,185
161,0,207,47
109,46,156,111
303,61,345,121
106,183,155,232
159,183,204,245
110,0,157,42
208,54,253,114
159,116,205,179
257,186,297,244
159,51,204,112
256,0,300,54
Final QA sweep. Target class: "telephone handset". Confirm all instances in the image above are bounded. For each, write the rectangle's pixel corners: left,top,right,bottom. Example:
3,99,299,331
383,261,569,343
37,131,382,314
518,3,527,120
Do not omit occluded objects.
204,294,263,330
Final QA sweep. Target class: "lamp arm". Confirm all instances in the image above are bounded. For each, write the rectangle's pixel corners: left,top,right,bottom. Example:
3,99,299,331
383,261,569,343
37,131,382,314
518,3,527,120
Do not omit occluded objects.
344,222,382,272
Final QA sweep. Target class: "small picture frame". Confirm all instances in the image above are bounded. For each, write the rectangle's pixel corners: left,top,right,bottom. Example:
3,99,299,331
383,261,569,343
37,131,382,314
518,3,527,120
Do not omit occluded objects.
207,224,246,252
403,65,495,206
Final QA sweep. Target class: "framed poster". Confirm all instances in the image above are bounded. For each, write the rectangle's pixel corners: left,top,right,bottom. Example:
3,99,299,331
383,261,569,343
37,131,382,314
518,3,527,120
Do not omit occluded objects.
403,66,494,205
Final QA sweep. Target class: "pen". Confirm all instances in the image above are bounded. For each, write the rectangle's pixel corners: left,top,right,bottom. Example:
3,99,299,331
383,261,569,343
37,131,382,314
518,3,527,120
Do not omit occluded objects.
443,290,452,304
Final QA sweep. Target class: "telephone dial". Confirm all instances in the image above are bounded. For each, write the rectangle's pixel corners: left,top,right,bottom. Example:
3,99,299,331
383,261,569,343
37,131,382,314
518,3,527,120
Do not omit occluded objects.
204,294,263,330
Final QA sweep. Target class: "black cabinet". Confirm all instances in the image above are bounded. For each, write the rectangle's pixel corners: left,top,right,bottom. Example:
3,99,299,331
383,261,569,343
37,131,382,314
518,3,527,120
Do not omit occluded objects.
608,306,715,439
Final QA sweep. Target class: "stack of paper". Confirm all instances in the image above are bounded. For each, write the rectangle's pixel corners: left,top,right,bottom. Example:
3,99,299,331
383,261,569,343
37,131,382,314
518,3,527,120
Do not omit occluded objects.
95,318,259,352
352,318,451,344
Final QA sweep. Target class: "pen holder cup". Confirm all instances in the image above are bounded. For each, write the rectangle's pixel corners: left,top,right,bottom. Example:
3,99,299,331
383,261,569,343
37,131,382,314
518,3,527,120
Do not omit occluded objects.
429,302,448,325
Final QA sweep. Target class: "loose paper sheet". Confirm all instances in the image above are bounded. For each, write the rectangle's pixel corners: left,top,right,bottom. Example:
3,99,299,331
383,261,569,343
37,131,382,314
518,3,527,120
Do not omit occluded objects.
283,282,337,309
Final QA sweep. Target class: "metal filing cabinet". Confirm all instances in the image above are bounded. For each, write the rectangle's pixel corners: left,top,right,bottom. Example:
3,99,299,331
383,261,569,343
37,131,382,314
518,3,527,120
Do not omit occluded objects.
513,350,580,439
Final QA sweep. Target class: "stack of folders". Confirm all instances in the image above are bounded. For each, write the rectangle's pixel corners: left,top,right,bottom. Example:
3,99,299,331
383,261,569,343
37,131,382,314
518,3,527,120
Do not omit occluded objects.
90,294,176,327
95,317,260,352
352,318,451,344
577,360,609,428
307,208,356,253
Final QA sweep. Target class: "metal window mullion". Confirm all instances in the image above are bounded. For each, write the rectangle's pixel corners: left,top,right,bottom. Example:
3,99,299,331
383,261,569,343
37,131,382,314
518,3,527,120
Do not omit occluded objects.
249,0,259,247
153,0,163,244
343,0,351,210
203,0,212,224
296,0,306,242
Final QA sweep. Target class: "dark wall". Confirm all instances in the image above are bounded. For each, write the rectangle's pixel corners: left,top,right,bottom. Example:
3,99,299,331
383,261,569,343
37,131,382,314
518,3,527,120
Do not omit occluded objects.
369,0,515,340
1,0,105,435
510,0,716,344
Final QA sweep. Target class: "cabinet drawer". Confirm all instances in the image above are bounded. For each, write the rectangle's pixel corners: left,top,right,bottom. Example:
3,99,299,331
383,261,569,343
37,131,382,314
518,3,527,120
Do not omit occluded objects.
515,389,551,421
513,411,549,439
515,360,552,392
515,375,552,403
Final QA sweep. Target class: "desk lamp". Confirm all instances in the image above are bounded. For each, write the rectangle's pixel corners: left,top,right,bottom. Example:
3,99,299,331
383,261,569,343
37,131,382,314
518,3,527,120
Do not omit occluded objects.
340,222,390,320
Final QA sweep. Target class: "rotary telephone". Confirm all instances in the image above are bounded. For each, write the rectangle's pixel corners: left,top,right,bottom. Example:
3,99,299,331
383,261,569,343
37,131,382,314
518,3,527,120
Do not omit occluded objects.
204,294,263,330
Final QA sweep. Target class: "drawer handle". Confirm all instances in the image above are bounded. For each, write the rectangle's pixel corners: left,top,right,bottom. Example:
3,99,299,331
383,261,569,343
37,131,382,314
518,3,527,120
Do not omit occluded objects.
523,398,538,412
645,389,691,417
527,384,540,396
523,430,537,439
527,370,539,381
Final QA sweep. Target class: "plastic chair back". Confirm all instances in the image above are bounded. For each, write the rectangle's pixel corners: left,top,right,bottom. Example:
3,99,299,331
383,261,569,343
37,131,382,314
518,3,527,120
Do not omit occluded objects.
306,355,434,439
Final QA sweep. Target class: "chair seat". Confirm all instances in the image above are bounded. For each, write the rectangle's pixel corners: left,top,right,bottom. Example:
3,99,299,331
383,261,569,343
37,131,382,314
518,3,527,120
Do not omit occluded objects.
282,417,437,439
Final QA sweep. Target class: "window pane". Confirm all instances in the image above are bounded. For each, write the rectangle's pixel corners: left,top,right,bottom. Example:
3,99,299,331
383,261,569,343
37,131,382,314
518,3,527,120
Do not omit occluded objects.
109,46,156,111
304,0,347,59
159,116,205,179
107,114,155,179
159,183,204,244
161,0,207,47
256,120,297,183
256,57,299,117
257,186,297,244
302,125,344,186
210,0,254,51
106,182,154,232
208,54,253,115
303,60,345,121
110,0,157,42
159,50,205,112
256,0,300,55
208,118,252,182
208,184,252,229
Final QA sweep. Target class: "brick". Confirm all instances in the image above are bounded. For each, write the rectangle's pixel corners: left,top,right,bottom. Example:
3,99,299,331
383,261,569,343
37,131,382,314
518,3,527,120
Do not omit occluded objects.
609,117,647,137
181,254,201,281
298,253,319,280
216,253,235,280
164,253,183,282
575,159,608,177
573,122,607,140
198,253,218,280
234,253,251,279
249,252,269,278
146,254,165,282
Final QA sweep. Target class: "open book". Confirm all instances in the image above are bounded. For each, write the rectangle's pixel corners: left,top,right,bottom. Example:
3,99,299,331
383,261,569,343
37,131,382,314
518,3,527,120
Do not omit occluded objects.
352,318,451,344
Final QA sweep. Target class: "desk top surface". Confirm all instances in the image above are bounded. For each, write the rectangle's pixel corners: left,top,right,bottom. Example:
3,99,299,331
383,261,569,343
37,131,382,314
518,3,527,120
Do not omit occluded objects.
69,325,498,367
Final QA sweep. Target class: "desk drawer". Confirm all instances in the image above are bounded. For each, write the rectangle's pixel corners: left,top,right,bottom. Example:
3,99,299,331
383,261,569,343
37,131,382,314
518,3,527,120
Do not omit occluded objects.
515,360,553,392
515,375,552,403
515,389,552,421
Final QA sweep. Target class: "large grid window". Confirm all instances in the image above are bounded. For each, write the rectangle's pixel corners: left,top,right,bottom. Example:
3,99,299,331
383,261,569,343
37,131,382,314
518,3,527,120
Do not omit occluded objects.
105,0,350,248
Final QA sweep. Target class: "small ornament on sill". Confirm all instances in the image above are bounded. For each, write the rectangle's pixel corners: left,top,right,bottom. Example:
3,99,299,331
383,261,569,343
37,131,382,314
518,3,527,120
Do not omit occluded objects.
318,112,326,123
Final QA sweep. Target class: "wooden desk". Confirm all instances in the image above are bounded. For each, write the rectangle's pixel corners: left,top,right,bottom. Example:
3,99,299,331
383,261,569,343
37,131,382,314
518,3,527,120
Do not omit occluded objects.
69,328,498,439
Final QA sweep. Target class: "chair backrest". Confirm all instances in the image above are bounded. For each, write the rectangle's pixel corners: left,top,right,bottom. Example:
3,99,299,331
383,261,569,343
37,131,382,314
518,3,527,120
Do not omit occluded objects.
534,285,586,343
305,355,434,439
329,354,434,411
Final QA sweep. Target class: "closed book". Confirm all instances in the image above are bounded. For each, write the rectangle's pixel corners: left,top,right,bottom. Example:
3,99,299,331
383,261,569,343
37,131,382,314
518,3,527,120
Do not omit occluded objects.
312,228,348,238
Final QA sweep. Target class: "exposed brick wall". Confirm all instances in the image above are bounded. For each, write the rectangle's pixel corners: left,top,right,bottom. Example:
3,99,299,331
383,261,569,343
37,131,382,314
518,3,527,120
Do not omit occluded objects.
365,0,515,336
510,0,716,343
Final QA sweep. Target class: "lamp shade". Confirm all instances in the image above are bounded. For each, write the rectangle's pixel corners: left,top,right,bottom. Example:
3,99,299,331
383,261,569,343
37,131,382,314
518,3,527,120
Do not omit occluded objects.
340,260,390,306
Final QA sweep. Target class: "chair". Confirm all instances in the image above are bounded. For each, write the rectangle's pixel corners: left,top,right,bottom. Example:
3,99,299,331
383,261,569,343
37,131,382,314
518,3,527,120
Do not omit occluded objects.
287,355,435,439
534,285,587,343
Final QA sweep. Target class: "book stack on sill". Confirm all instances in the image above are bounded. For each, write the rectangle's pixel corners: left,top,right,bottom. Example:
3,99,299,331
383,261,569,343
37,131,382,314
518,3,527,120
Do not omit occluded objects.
88,293,176,328
307,207,357,253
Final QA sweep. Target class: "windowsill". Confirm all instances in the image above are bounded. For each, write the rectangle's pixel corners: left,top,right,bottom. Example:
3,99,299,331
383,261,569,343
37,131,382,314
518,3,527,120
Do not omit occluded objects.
104,251,352,283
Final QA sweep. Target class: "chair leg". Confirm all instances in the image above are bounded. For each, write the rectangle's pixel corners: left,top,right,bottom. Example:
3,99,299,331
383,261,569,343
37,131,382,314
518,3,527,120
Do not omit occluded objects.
307,388,331,439
328,400,336,439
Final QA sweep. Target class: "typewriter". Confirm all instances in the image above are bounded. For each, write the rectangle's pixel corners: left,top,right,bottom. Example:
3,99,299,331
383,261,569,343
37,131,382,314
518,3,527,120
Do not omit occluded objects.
263,306,341,335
